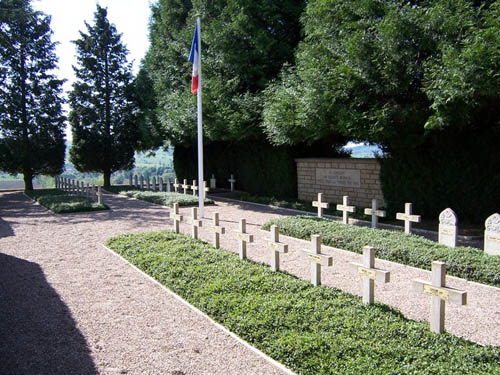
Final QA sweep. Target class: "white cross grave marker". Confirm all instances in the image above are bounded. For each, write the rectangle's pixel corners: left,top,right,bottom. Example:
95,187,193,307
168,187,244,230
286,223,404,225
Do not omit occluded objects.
203,181,209,195
364,199,386,229
86,182,90,199
336,195,356,225
140,175,144,190
396,203,421,234
173,178,180,193
146,176,151,190
134,175,138,188
129,174,133,186
187,207,202,239
228,174,236,192
152,176,157,191
413,261,467,334
484,213,500,256
210,174,216,189
159,177,164,192
233,218,253,260
267,225,288,271
210,212,225,249
97,186,103,204
171,203,183,234
439,208,457,248
350,246,390,304
192,180,198,196
166,178,171,193
312,193,329,218
300,235,333,286
182,179,189,195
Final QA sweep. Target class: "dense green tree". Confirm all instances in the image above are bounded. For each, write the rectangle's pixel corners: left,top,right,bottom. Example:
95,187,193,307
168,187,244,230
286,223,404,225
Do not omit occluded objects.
69,5,138,188
0,0,65,191
145,0,306,146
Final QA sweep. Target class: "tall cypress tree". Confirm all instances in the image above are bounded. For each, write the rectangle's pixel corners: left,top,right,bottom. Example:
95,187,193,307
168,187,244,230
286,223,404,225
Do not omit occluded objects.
69,5,138,188
0,0,66,191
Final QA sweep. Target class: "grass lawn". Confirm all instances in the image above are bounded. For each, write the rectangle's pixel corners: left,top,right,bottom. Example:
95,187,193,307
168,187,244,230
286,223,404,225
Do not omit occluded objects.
262,216,500,288
106,231,500,375
106,185,214,207
25,189,108,214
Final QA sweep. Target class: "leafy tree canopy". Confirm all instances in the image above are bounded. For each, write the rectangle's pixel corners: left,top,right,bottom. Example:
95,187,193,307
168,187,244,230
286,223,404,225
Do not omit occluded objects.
261,0,496,152
0,0,66,190
144,0,306,146
69,4,139,188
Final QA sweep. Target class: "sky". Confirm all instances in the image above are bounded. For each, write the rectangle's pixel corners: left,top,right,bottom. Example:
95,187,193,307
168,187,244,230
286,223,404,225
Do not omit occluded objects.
31,0,154,138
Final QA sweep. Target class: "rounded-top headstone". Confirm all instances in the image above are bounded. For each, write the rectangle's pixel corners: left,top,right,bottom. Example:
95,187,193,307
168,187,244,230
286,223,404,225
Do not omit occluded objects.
484,213,500,256
439,208,457,226
485,213,500,232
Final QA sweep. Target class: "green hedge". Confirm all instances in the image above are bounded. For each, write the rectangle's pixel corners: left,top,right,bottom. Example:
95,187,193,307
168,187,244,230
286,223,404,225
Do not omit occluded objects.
173,141,298,198
26,189,108,213
106,231,500,375
262,216,500,288
119,190,213,207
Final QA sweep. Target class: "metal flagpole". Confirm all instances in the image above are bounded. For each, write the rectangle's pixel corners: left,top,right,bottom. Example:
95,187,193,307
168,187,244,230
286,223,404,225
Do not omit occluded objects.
196,17,204,218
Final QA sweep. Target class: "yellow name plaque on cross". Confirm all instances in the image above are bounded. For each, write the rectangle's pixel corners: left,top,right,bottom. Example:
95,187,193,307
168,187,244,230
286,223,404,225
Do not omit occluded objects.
423,284,449,300
268,242,279,250
357,266,376,280
308,253,322,263
487,235,500,243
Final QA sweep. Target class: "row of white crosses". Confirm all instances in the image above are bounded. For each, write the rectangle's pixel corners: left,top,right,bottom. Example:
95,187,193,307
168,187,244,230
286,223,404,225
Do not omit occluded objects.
313,193,500,255
132,175,172,192
208,174,236,192
170,178,209,196
55,176,102,204
171,204,467,334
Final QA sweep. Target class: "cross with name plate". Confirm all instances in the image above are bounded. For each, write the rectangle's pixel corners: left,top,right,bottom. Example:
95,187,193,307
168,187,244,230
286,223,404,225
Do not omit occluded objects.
267,225,288,271
412,261,467,334
233,218,253,260
192,180,198,196
187,207,202,239
182,179,189,195
364,199,386,228
210,212,225,249
171,203,183,234
396,202,421,234
336,195,355,225
300,235,333,286
173,178,180,193
312,193,329,218
350,246,390,304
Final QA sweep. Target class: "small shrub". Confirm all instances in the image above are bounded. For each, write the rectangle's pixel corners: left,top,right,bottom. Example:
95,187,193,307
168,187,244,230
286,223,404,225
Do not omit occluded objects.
26,189,108,213
262,216,500,287
119,190,214,207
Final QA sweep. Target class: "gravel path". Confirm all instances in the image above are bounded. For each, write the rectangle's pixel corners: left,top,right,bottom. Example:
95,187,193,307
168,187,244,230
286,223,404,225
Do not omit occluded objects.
1,191,499,375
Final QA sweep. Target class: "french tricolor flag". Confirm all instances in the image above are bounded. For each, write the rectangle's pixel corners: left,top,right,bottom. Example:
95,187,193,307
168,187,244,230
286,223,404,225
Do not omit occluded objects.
189,24,200,95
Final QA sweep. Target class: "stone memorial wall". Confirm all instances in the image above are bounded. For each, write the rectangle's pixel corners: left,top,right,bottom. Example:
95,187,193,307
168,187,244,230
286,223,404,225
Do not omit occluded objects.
296,158,384,208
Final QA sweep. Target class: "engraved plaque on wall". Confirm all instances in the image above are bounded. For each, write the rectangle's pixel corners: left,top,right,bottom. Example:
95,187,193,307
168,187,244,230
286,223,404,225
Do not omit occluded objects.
315,168,361,188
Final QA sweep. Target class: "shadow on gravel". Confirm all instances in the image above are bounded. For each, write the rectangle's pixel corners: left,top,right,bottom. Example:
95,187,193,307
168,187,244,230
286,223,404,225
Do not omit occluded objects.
0,253,98,375
0,216,14,238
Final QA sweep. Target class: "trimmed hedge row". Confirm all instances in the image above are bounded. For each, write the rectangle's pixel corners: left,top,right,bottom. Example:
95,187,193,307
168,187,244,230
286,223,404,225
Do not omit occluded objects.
262,216,500,287
25,189,108,213
106,231,500,375
118,190,214,207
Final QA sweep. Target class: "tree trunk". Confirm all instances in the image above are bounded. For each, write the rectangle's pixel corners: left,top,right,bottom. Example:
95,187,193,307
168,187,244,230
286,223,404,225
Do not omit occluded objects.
23,172,33,191
103,171,111,189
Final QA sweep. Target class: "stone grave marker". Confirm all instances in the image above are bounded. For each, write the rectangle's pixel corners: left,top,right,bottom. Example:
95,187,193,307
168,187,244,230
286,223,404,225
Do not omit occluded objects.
312,193,329,218
97,186,103,204
267,225,288,272
233,218,253,260
203,181,209,195
152,176,157,191
159,177,164,192
439,208,457,248
146,176,151,190
300,235,333,286
71,180,76,193
364,199,386,229
86,182,90,199
171,203,183,234
396,203,421,234
228,174,236,192
413,261,467,333
129,174,133,186
166,178,171,193
336,195,355,225
173,178,180,193
140,175,144,190
210,212,225,249
192,180,198,196
350,246,390,304
187,207,202,239
134,175,138,188
210,174,216,189
182,179,189,195
484,213,500,256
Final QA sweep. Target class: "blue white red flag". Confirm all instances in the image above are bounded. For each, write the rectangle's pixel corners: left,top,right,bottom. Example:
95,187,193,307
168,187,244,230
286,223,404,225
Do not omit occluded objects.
189,24,199,95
